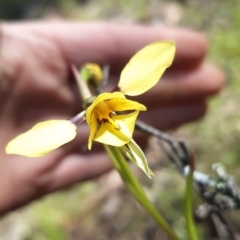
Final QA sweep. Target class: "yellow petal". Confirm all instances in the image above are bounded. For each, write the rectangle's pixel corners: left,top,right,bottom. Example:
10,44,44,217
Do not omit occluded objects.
6,120,77,157
88,112,99,150
112,111,139,139
94,111,139,146
118,41,176,96
105,98,147,112
86,92,126,125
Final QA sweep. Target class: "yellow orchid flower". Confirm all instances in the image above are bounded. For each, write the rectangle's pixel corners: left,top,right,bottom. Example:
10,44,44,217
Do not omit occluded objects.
86,91,146,149
5,41,175,161
85,41,175,149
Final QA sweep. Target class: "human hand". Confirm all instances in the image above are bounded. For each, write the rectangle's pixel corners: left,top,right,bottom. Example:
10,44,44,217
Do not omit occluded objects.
0,22,224,214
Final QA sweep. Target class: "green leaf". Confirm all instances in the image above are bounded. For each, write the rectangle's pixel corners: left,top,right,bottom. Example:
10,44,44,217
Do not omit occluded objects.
184,166,199,240
104,145,180,240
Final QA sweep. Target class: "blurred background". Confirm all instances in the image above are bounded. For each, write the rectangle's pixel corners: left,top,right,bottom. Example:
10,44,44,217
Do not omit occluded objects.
0,0,240,239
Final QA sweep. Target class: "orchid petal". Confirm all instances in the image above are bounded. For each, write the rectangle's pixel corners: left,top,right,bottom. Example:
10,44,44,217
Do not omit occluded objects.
112,111,139,138
118,41,176,96
105,98,146,112
94,111,139,146
6,120,76,157
88,112,99,150
86,92,126,125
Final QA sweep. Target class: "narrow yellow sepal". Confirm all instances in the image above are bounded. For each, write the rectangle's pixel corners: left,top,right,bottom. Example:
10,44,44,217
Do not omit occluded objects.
6,120,77,157
118,41,176,96
120,139,154,178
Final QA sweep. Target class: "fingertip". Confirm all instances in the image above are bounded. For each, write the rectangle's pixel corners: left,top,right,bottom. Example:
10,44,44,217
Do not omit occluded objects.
140,103,207,130
201,64,225,95
176,30,208,67
154,27,208,68
105,24,210,71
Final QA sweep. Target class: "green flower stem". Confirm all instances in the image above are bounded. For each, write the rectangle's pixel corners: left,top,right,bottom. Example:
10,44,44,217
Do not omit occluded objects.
105,145,180,240
185,168,199,240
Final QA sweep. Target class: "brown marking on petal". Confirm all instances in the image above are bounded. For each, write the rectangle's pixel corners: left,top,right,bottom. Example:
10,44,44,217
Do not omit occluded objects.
109,112,115,118
102,118,109,123
101,117,121,131
114,122,121,131
111,86,121,92
115,126,121,131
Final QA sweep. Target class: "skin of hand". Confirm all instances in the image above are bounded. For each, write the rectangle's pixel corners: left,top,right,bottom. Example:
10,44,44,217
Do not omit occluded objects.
0,22,224,215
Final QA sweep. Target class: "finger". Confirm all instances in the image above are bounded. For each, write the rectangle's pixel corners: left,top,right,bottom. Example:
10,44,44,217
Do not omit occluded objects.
134,64,224,109
4,22,208,70
0,124,107,214
45,152,112,193
0,152,112,214
139,102,207,130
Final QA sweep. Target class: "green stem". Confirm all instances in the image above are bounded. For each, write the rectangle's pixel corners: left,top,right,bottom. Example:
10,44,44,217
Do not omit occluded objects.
105,145,180,240
185,169,199,240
